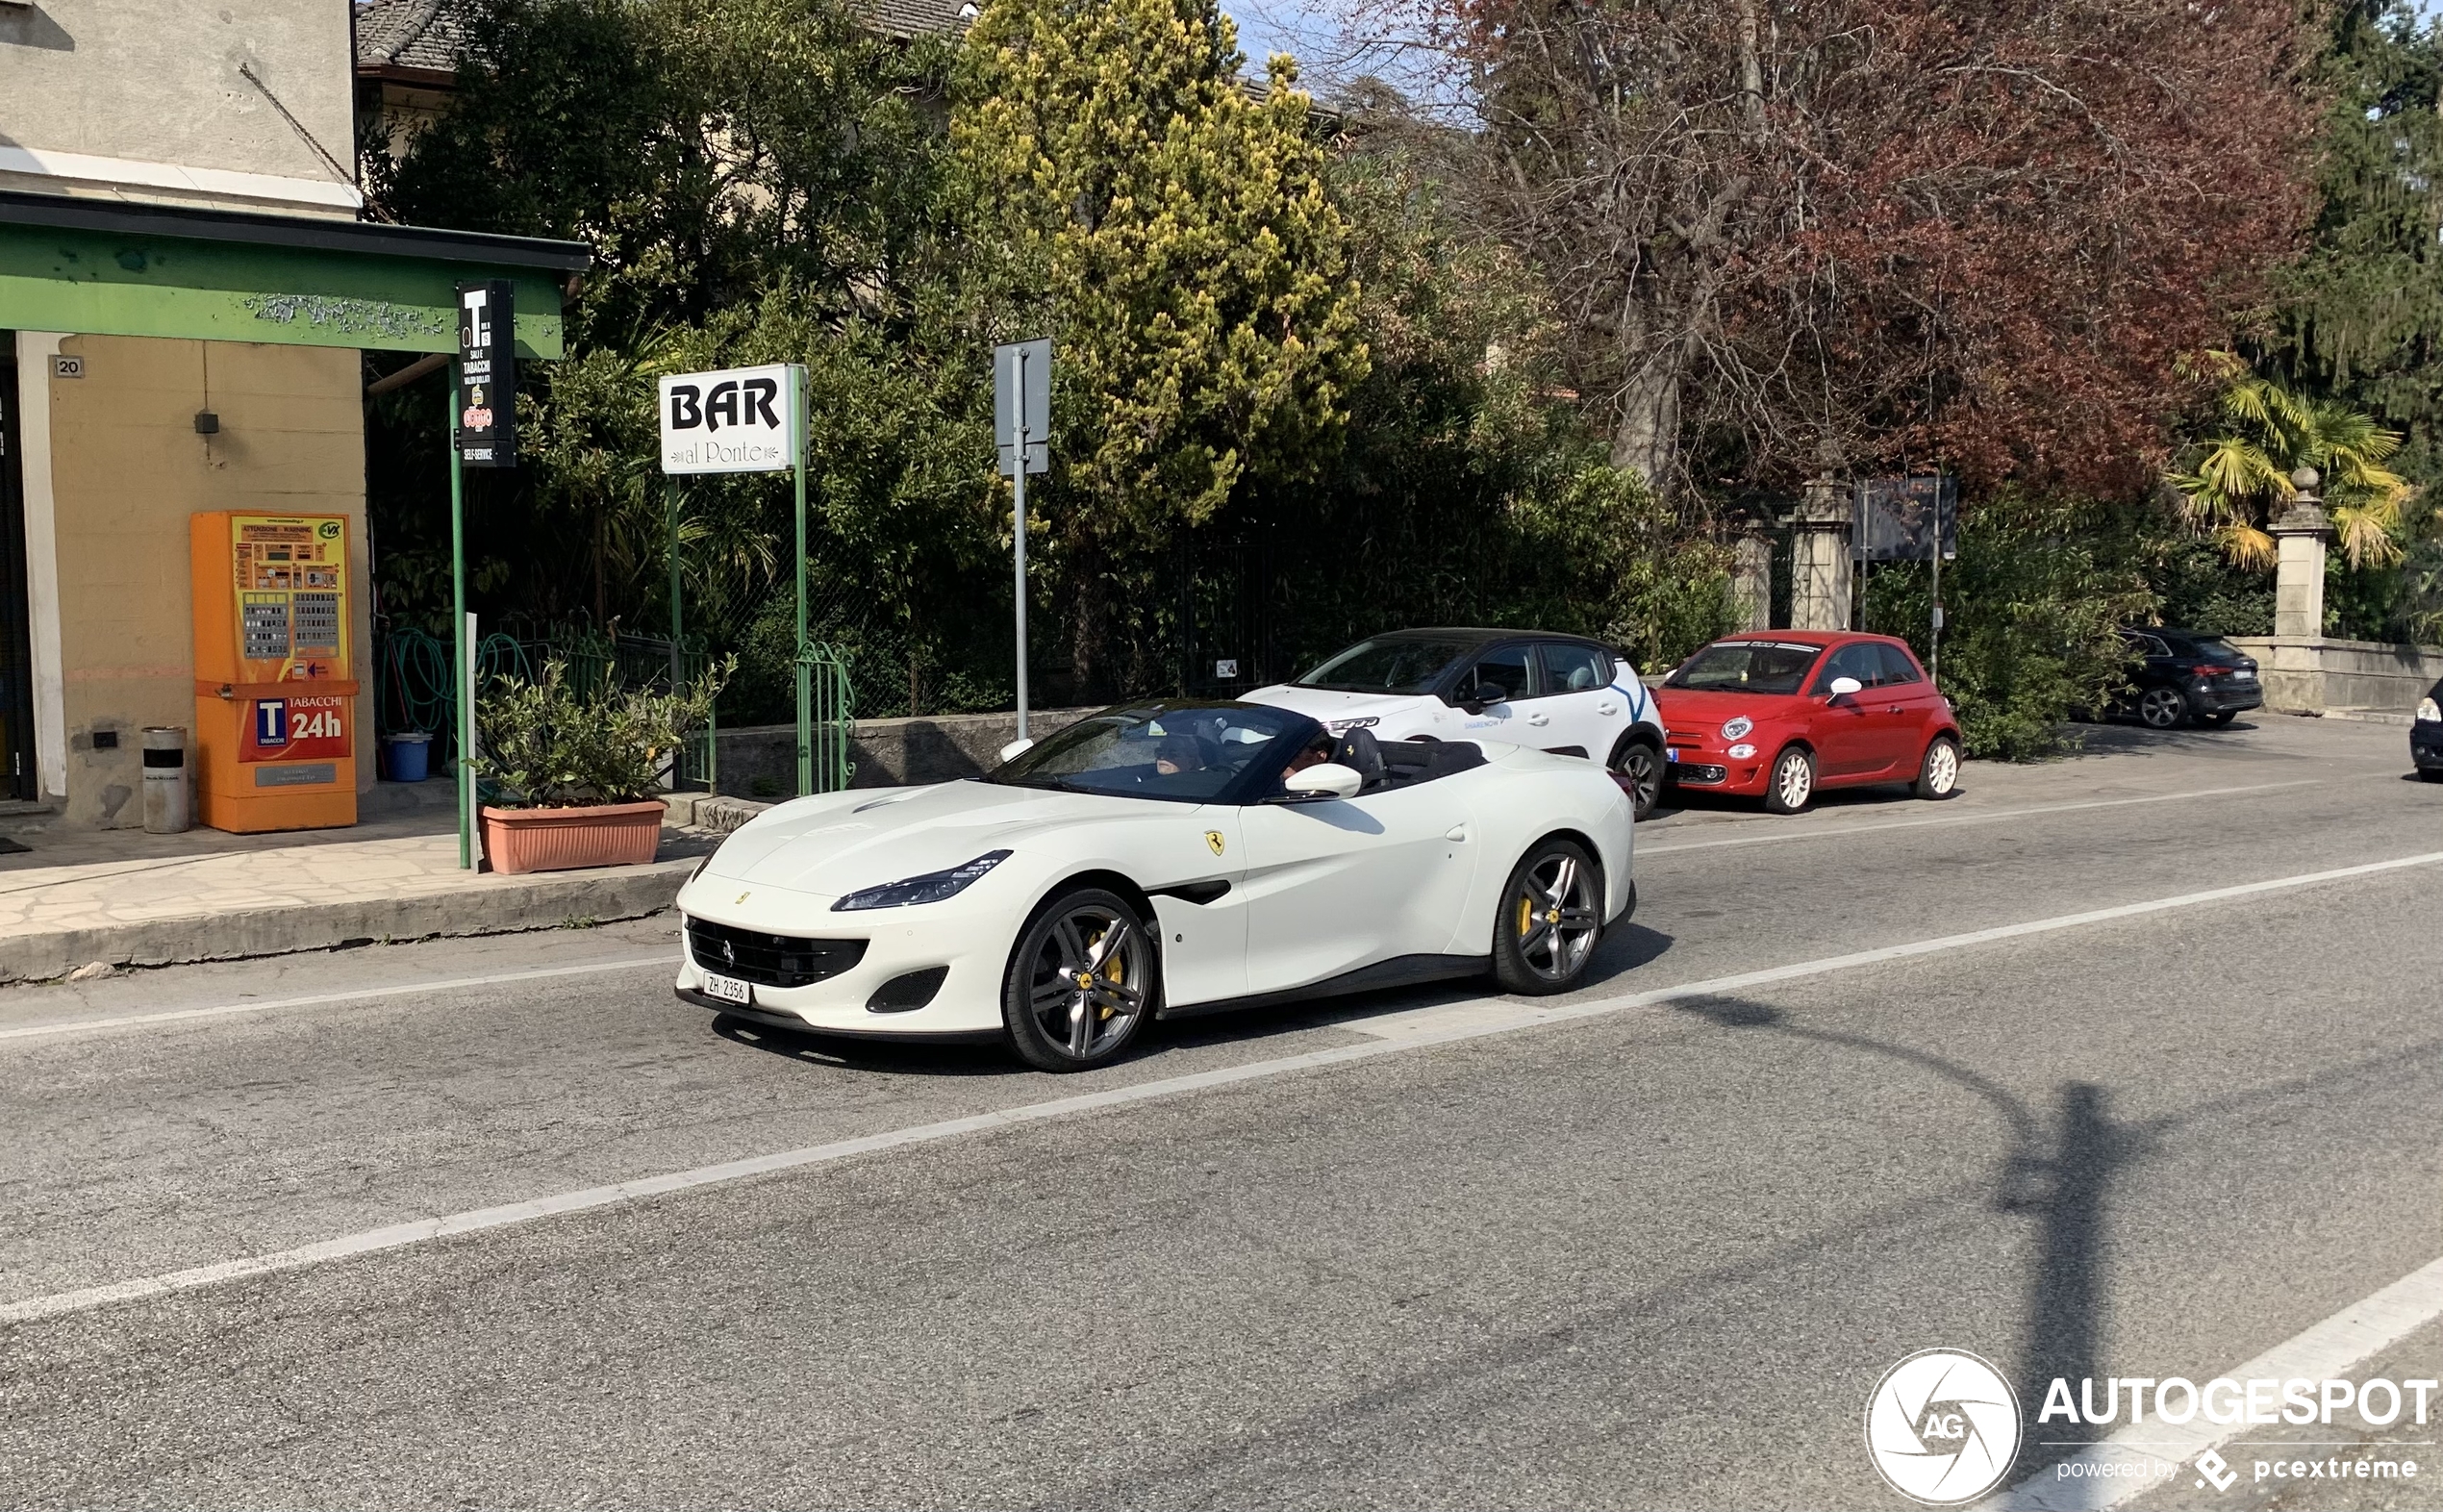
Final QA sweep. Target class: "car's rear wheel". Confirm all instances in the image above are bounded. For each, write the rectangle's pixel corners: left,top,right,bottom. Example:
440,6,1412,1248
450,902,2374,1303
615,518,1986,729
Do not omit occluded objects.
1608,734,1664,821
2421,768,2443,784
1001,887,1156,1071
2137,687,2189,729
1913,735,1961,800
1492,838,1603,995
1764,745,1815,815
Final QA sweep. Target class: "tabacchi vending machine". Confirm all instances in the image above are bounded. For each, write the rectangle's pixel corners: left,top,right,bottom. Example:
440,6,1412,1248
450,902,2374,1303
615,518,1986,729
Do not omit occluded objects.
190,512,358,832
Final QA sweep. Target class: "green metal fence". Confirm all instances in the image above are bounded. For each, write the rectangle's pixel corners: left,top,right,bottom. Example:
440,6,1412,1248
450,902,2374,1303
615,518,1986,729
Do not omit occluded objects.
801,640,854,793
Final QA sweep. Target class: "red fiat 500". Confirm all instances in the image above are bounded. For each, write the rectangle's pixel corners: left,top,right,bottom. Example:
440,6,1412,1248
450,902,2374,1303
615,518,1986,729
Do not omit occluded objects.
1651,633,1964,814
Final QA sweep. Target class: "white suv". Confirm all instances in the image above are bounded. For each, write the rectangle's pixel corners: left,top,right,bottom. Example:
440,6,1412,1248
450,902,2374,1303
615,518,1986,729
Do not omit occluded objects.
1245,628,1670,819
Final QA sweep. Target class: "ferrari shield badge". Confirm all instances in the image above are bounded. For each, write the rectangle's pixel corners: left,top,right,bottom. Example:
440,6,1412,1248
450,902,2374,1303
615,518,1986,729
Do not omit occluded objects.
1204,830,1225,856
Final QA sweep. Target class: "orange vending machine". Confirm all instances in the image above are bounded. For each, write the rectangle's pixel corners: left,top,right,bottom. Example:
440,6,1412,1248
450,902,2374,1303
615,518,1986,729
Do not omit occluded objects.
190,512,359,832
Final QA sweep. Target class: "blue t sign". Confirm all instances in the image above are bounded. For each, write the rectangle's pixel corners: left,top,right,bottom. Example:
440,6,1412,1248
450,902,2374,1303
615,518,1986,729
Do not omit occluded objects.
255,699,288,747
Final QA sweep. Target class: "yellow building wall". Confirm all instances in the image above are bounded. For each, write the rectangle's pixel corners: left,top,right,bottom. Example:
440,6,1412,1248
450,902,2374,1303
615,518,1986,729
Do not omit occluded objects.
47,335,371,827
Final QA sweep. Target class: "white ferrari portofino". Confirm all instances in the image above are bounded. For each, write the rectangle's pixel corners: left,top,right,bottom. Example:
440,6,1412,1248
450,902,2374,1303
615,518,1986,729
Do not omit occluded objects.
674,699,1635,1070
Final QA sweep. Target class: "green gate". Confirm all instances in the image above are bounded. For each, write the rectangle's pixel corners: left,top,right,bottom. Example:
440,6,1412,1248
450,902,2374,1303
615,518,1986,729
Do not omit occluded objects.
800,641,855,794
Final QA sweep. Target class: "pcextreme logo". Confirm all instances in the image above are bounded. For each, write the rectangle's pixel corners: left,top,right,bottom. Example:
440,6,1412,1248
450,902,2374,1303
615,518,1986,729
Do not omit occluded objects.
1865,1348,2023,1505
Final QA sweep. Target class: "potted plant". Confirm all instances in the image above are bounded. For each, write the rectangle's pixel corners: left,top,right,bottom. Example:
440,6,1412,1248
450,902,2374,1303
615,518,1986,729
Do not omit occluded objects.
469,656,731,875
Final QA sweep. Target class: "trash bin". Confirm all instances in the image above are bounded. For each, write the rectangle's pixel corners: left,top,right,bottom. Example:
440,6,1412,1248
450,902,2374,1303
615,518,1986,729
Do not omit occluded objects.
384,731,433,783
141,726,191,834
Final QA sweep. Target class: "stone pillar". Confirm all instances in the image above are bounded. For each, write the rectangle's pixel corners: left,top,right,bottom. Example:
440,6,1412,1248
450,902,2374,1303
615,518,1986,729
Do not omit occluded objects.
1728,523,1773,632
2271,467,2330,642
1787,473,1853,631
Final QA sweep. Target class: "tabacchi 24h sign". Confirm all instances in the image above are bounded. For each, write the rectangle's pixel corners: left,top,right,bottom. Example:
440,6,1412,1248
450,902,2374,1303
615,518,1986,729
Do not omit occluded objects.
658,364,802,475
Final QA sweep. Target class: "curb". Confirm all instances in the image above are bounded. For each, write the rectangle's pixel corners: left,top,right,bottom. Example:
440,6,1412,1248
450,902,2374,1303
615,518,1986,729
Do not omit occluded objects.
0,858,697,985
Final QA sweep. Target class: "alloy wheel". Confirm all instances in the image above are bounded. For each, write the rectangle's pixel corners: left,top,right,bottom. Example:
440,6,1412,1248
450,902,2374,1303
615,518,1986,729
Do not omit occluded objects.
1924,741,1958,794
2138,688,2185,729
1776,750,1813,810
1616,743,1663,820
1512,851,1601,982
1022,901,1151,1060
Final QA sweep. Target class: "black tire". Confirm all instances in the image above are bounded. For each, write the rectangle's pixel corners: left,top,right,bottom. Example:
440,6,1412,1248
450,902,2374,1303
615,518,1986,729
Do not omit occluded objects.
1763,745,1815,815
1608,733,1664,822
1001,886,1158,1071
1912,735,1962,801
1491,838,1604,995
2421,768,2443,784
2204,709,2238,728
2137,686,2189,730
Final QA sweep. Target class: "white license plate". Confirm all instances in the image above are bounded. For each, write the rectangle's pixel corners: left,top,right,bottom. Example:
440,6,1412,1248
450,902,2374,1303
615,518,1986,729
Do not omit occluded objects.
700,971,752,1006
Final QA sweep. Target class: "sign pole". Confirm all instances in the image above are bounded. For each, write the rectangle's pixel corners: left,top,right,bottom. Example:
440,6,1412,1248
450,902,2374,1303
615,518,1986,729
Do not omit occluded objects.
448,365,473,870
1014,415,1029,743
793,366,812,797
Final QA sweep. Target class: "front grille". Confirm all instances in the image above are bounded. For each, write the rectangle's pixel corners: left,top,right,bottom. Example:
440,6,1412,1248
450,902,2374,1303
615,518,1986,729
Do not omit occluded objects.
1672,762,1729,784
686,918,868,989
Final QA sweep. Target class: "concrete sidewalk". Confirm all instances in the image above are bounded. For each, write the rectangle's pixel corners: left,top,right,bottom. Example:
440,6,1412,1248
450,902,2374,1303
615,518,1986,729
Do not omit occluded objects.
0,781,754,984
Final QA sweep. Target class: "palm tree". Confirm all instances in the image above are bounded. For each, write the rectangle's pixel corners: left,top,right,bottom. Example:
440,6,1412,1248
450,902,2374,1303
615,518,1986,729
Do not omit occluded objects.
2167,359,2417,569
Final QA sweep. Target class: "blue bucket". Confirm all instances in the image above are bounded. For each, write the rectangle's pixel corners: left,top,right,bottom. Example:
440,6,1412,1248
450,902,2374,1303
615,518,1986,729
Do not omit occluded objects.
384,733,433,783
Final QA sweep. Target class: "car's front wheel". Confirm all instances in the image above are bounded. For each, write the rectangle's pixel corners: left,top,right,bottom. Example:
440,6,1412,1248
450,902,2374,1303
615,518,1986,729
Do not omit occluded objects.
1608,734,1664,822
1001,886,1157,1071
1764,745,1816,815
2137,686,2189,729
1492,838,1604,995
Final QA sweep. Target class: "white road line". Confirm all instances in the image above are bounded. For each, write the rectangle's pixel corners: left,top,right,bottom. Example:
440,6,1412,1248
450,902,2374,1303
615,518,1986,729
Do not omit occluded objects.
0,957,675,1044
5,847,2439,1328
1977,1253,2443,1511
1639,780,2322,856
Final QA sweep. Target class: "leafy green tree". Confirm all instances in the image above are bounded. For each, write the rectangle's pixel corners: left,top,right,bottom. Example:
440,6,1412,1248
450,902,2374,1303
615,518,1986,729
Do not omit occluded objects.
950,0,1369,693
2167,361,2416,568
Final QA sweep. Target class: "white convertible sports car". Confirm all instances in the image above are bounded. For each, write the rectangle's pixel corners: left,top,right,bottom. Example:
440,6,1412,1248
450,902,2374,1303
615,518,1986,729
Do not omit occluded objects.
673,698,1635,1070
1244,627,1672,820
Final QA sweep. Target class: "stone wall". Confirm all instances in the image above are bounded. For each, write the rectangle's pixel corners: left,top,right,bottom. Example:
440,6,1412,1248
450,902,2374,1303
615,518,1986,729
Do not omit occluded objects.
2230,636,2443,715
709,707,1099,797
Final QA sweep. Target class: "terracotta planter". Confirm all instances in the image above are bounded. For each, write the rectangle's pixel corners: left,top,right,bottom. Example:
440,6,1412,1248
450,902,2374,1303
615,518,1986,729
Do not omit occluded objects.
479,799,665,874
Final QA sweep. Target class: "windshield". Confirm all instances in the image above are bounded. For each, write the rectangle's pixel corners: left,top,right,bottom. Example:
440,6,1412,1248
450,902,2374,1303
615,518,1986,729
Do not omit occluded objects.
1667,641,1824,695
1295,637,1475,694
988,702,1318,802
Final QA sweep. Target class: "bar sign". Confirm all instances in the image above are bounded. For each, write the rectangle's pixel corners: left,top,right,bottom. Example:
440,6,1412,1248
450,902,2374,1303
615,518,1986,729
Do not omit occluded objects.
456,280,517,468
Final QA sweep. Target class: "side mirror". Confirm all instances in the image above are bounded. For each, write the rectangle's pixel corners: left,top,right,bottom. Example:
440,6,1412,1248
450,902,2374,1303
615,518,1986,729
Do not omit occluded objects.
1826,676,1864,700
1458,682,1510,715
997,737,1035,763
1280,762,1363,800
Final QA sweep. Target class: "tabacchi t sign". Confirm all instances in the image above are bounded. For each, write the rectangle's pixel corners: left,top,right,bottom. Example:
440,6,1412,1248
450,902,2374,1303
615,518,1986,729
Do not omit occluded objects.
659,364,802,474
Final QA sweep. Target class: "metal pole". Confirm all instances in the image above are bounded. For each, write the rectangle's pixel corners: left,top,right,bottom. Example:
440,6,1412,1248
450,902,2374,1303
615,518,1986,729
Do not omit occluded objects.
449,367,473,870
1014,348,1031,741
1929,486,1945,689
793,370,812,796
667,478,683,688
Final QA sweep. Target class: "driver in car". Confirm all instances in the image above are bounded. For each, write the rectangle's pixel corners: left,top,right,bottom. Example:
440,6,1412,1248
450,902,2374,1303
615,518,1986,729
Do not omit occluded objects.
1154,735,1207,777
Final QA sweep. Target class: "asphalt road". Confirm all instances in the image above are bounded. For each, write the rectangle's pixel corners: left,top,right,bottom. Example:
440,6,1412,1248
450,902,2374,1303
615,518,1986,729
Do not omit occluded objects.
3,714,2439,1509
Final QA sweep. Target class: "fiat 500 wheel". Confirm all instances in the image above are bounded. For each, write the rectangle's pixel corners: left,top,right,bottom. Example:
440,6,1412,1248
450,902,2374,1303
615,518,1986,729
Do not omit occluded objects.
1609,736,1664,821
1764,745,1815,815
1002,887,1157,1071
2137,686,2189,729
1913,736,1961,800
1492,838,1603,995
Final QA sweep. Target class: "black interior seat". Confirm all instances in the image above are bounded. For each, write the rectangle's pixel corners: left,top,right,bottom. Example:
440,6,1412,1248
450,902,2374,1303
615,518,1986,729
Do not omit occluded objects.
1334,726,1387,790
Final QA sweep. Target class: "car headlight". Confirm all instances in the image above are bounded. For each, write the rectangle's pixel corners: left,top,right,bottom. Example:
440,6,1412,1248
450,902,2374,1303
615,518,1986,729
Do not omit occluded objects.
2420,696,2441,723
1727,743,1756,760
1721,716,1753,740
832,850,1011,911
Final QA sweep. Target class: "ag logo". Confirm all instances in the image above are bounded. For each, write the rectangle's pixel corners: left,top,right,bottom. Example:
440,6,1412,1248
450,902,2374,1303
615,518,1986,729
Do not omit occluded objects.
1204,830,1225,856
1864,1348,2021,1505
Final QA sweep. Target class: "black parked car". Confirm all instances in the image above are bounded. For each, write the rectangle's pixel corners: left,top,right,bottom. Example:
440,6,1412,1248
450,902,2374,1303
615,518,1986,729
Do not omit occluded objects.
2116,628,2264,729
2414,678,2443,781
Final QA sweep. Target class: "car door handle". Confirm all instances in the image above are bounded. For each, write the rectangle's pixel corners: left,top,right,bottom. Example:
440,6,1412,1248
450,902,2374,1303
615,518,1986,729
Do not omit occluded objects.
1527,713,1549,726
1446,824,1470,842
1886,705,1903,715
1597,702,1619,716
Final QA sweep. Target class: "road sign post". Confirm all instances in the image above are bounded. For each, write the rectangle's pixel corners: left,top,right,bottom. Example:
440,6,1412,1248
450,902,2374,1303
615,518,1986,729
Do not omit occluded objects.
658,362,808,792
994,340,1050,741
